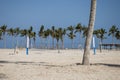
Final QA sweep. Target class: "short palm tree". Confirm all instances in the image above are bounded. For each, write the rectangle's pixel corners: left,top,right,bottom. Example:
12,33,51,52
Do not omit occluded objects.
94,28,107,52
54,28,61,53
14,27,20,48
98,28,107,44
115,30,120,40
67,26,76,48
75,23,83,45
28,26,33,48
60,28,66,49
82,26,88,38
38,25,45,48
42,29,50,48
20,27,33,48
108,25,118,44
20,29,28,47
32,32,36,48
50,26,55,49
44,29,51,48
0,25,7,48
7,28,15,48
0,29,2,40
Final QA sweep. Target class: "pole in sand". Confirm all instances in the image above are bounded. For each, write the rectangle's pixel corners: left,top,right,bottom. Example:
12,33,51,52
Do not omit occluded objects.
26,36,29,55
93,36,96,55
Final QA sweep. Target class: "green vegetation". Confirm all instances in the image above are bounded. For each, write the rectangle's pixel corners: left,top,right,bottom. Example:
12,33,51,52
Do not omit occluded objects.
0,24,120,49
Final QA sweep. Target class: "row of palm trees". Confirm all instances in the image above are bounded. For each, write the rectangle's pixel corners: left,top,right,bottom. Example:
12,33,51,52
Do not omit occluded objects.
0,25,36,48
0,24,120,49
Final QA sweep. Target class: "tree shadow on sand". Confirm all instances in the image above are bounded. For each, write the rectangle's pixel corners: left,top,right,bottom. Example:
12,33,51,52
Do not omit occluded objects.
0,73,8,79
75,62,120,68
0,60,69,67
91,63,120,68
0,60,120,68
0,60,47,66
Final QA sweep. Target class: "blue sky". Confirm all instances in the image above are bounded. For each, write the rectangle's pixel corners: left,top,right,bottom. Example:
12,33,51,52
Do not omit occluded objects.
0,0,120,48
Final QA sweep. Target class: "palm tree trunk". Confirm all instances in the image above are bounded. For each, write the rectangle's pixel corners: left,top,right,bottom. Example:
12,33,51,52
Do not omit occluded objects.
79,32,82,45
56,41,58,49
112,35,114,44
33,39,36,48
57,41,60,53
12,36,14,48
29,38,31,49
99,39,102,52
82,0,96,65
48,36,50,49
62,40,64,49
62,36,64,49
72,39,74,49
4,34,6,48
52,38,54,49
16,37,18,48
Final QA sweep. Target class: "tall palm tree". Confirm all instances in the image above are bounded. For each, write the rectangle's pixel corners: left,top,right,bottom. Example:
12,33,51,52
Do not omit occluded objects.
97,28,107,43
82,26,88,38
38,25,44,48
50,26,55,49
0,25,7,48
7,28,15,48
108,25,118,44
32,32,36,48
93,29,99,45
82,0,97,65
67,26,76,49
28,26,33,48
14,27,20,48
54,28,61,53
60,28,66,49
20,29,28,47
14,27,20,37
42,29,50,48
94,28,107,52
75,23,83,45
45,29,51,49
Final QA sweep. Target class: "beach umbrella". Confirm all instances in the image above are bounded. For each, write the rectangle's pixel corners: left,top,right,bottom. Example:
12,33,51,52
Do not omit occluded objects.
26,35,29,55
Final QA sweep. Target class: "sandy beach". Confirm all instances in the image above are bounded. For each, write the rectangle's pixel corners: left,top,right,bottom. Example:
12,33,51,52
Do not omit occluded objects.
0,49,120,80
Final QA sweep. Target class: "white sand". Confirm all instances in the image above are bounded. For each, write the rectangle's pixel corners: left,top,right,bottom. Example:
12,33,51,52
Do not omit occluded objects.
0,49,120,80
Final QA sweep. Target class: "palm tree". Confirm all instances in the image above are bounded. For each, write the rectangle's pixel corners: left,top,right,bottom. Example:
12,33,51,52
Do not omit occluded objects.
20,29,28,47
0,25,7,48
45,29,51,49
14,27,20,48
60,28,66,49
115,30,120,40
75,23,83,45
38,25,44,48
54,29,59,49
28,26,33,48
32,32,36,48
82,0,97,65
108,25,118,44
54,28,61,53
67,26,76,49
97,28,107,44
0,29,2,40
7,28,15,48
42,29,50,48
82,26,88,38
50,26,55,49
94,28,107,52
